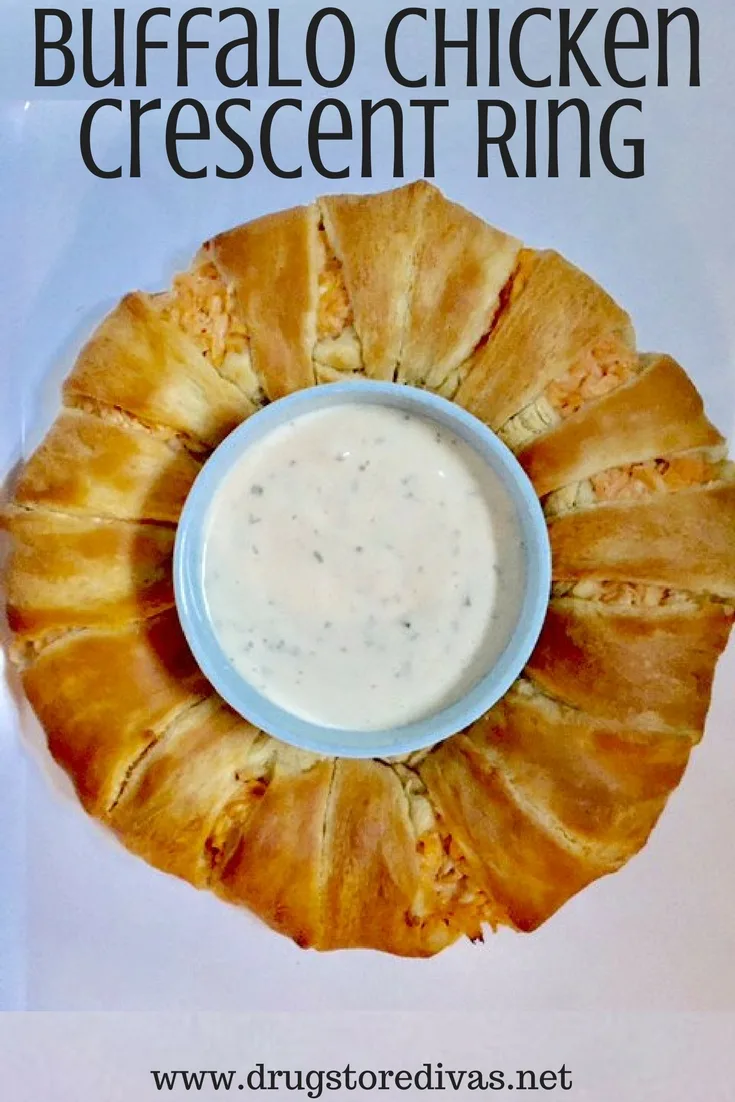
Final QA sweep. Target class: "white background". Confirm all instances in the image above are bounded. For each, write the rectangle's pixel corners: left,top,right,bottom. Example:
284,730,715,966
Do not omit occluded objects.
1,0,735,1092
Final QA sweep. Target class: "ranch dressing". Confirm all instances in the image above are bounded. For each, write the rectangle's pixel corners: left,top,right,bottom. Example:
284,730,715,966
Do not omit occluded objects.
203,403,525,731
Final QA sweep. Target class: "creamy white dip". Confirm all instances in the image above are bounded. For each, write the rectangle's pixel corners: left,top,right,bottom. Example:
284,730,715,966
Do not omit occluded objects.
203,402,525,731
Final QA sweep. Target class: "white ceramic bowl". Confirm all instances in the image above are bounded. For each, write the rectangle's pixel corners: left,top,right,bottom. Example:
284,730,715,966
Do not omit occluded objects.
174,381,551,758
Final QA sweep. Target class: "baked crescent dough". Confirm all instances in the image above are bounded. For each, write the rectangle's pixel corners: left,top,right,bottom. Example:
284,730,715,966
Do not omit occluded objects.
21,612,211,815
64,293,254,446
3,181,734,956
525,598,733,730
2,507,175,638
210,204,321,400
320,180,429,379
455,249,636,429
13,406,202,522
518,353,725,497
548,483,735,597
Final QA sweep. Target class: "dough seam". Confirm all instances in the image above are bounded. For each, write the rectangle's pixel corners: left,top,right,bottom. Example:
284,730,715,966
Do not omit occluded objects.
64,394,211,458
313,207,367,384
436,251,528,402
386,758,499,937
515,673,702,739
543,450,733,519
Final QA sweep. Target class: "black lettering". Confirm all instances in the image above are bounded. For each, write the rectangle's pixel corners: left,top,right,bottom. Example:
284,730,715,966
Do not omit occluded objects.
130,97,161,176
446,1072,466,1090
394,1071,412,1090
306,9,355,87
517,1069,537,1090
478,100,518,177
377,1070,394,1090
488,1071,505,1090
305,1070,324,1100
178,7,211,87
217,8,257,87
488,8,500,86
308,99,352,178
261,99,303,177
605,7,648,87
136,7,170,87
359,1071,377,1090
325,1070,341,1090
526,99,538,177
409,99,448,177
79,99,123,177
385,9,428,87
268,9,301,86
343,1066,356,1091
435,8,478,86
82,8,125,88
548,98,591,176
35,9,74,86
216,99,253,178
559,1065,573,1091
658,7,700,86
540,1070,558,1090
559,8,601,86
414,1064,432,1090
246,1065,265,1090
510,8,552,87
165,98,210,178
600,98,644,177
361,99,404,178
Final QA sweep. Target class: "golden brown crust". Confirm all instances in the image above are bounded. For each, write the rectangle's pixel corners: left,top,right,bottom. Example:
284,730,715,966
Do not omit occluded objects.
320,759,458,956
11,407,201,523
519,354,724,496
320,181,430,380
419,735,599,933
1,507,175,638
109,700,263,887
3,182,733,957
548,483,735,597
455,250,634,429
213,752,334,948
525,598,734,731
397,188,521,391
21,612,211,816
210,204,320,400
64,293,253,447
467,692,691,862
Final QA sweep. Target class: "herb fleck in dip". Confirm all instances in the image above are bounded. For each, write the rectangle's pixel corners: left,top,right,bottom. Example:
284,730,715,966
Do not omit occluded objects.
204,403,525,730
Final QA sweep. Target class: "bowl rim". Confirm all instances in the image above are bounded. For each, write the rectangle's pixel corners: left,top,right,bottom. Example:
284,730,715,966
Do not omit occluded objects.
174,380,552,759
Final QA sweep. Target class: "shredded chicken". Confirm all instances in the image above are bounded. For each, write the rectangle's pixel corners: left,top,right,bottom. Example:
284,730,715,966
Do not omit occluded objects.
396,768,496,941
164,263,245,366
544,451,729,517
591,453,724,502
499,335,638,452
167,236,355,393
161,262,264,404
545,338,639,418
317,231,353,341
553,580,700,609
65,395,201,450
